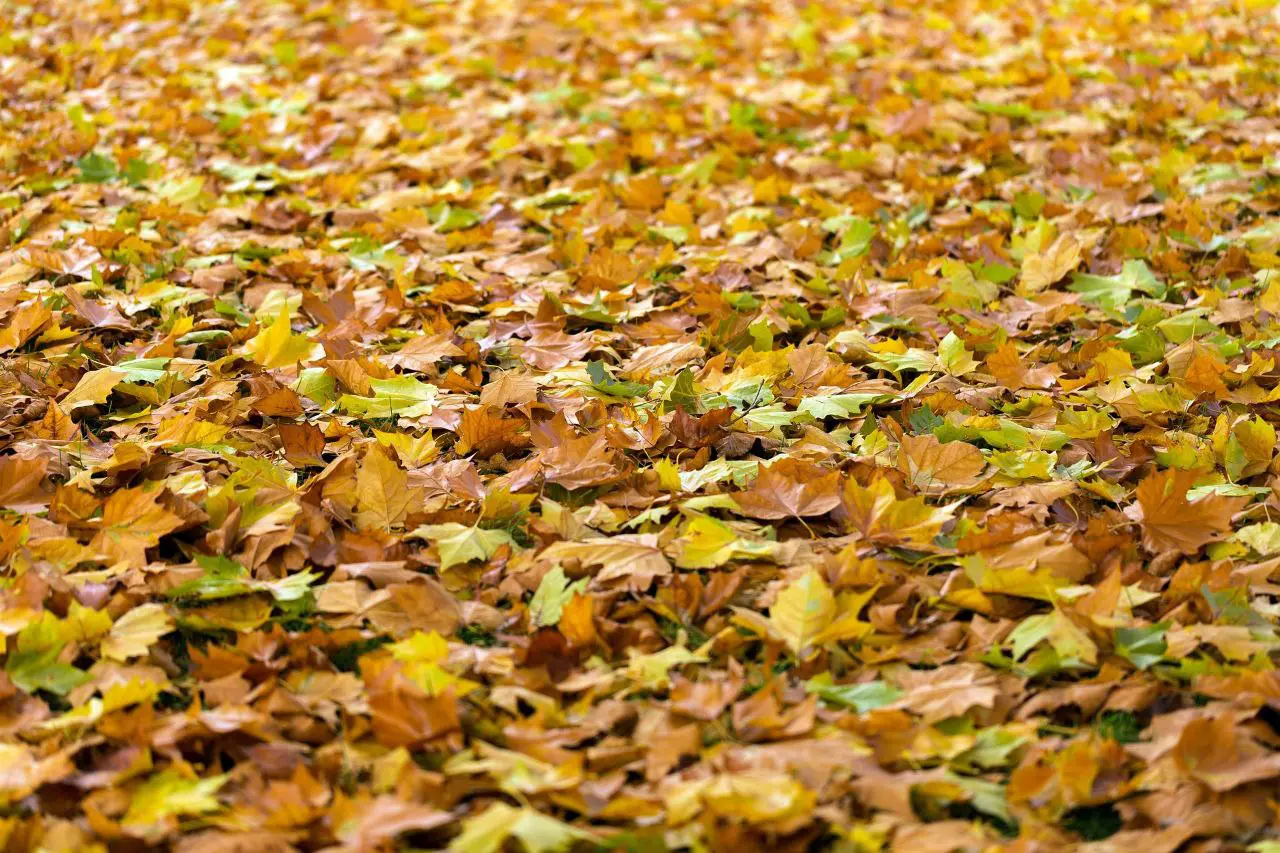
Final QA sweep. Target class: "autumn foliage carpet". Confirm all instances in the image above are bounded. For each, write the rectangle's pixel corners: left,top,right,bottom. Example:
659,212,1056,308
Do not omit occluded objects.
5,0,1280,850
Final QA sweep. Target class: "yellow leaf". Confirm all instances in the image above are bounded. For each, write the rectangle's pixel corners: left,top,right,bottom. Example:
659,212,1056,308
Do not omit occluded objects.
61,367,125,411
1019,232,1082,294
101,603,172,661
122,769,226,842
769,570,835,656
0,301,52,353
411,522,515,571
676,515,778,569
355,445,410,530
243,310,316,369
664,771,816,827
448,802,597,853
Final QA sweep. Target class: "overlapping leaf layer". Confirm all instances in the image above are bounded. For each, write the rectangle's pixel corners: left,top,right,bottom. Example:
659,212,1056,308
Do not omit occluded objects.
3,0,1280,850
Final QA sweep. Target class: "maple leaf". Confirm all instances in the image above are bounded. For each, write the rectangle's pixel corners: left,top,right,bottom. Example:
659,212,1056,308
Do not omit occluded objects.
1019,232,1083,293
1134,468,1245,554
767,570,836,656
364,658,461,748
449,803,598,853
60,367,125,411
243,310,316,369
122,770,227,842
539,432,622,489
355,445,410,530
731,458,841,519
842,476,957,550
519,329,594,370
12,0,1280,846
676,515,780,568
538,535,671,586
528,565,589,626
985,342,1058,390
887,664,1001,724
0,455,50,511
412,522,515,571
896,433,987,493
456,405,529,457
101,603,172,661
89,487,184,568
384,332,465,372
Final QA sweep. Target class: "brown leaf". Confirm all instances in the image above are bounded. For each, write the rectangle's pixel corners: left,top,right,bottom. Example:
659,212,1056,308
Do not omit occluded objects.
455,405,529,458
1135,468,1245,554
0,455,50,511
365,660,460,748
731,458,841,519
540,432,624,489
896,434,986,492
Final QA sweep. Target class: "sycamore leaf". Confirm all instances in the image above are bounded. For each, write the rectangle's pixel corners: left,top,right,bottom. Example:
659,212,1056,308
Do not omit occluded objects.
1135,468,1245,555
676,515,779,569
412,523,515,571
731,457,841,519
768,570,835,656
1019,232,1082,294
937,332,978,376
842,476,957,550
390,630,479,697
122,770,227,841
537,535,671,585
528,565,589,627
243,310,316,369
89,487,184,568
61,367,125,410
5,647,89,696
102,603,172,661
897,433,987,492
340,376,439,419
0,301,52,352
356,445,410,530
449,803,598,853
625,644,707,689
806,673,902,712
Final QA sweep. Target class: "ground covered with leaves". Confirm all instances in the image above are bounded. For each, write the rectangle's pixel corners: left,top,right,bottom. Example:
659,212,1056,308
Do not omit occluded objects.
6,0,1280,850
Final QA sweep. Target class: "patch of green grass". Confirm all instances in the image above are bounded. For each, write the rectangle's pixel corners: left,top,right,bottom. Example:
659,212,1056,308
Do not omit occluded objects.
1096,710,1142,743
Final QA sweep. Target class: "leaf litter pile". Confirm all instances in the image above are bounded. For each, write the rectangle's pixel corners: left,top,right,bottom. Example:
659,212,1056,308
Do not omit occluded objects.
8,0,1280,850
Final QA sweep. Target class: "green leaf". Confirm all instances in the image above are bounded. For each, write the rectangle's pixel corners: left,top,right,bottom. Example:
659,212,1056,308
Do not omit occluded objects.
586,361,649,398
432,203,482,232
123,157,153,186
340,376,439,419
796,392,890,419
1069,260,1164,312
1115,623,1168,670
937,332,979,376
122,770,227,839
664,368,701,413
528,565,588,627
412,523,515,571
167,555,318,603
76,152,118,183
805,673,902,712
1013,191,1045,219
5,648,90,696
